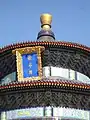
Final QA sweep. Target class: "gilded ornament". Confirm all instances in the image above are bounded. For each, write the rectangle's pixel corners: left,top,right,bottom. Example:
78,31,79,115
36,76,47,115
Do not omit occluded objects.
12,46,45,81
40,13,52,26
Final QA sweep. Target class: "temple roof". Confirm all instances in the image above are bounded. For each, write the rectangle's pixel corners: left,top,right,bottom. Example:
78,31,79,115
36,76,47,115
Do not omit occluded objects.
0,76,90,91
0,41,90,54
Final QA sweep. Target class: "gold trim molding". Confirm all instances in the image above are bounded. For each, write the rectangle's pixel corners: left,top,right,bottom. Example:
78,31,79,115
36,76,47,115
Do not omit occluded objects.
12,46,45,81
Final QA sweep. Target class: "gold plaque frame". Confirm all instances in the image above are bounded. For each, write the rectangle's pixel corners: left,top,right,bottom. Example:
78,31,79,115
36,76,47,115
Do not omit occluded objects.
12,46,45,81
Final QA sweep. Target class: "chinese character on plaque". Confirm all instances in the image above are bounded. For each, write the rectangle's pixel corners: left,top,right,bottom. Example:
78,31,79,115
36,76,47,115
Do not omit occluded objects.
22,53,38,78
12,46,45,81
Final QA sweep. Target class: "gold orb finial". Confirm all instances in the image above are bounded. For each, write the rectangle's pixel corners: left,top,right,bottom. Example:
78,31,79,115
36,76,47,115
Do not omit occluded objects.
40,13,52,30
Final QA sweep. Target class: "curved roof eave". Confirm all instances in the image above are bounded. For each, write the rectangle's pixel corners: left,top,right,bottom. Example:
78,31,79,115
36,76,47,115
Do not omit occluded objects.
0,41,90,54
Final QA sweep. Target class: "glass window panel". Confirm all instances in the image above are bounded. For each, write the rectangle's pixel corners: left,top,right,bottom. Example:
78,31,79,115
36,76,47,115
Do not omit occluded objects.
1,72,16,85
77,72,90,84
51,67,69,79
43,67,50,77
69,70,75,80
43,66,90,84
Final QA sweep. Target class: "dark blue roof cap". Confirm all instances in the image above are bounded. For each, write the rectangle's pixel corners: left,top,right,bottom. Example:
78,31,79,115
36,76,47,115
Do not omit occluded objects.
37,29,55,40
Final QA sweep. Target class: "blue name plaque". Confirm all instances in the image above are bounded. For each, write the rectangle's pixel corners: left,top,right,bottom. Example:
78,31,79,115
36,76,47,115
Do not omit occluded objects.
22,53,38,78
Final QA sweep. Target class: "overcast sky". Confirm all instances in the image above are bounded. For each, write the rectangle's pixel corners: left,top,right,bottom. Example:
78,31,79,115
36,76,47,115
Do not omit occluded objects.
0,0,90,47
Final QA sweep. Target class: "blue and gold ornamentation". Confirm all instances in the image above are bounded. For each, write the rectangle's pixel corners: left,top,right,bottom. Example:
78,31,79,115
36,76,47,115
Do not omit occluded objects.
22,53,38,78
12,46,45,81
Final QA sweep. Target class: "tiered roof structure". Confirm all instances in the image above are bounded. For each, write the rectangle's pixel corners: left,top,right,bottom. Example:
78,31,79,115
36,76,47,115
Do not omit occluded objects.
0,13,90,120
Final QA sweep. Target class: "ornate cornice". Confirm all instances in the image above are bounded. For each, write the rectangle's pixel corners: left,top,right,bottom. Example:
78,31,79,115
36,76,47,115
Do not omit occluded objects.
0,41,90,54
0,78,90,91
0,85,90,111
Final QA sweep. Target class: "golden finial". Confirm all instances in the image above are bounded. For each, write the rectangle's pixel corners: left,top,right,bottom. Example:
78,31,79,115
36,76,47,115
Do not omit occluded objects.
40,13,52,30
